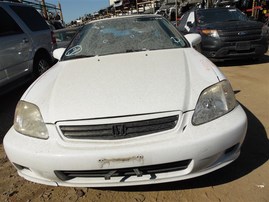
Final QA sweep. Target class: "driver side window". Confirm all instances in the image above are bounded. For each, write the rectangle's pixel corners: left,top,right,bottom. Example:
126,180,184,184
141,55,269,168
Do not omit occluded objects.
0,8,23,37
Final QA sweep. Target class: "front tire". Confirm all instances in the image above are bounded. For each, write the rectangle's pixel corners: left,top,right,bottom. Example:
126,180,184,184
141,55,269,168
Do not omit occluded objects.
33,54,51,78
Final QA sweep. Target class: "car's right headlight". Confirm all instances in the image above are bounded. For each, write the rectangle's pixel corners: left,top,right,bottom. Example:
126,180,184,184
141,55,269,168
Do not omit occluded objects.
14,101,49,139
192,80,238,125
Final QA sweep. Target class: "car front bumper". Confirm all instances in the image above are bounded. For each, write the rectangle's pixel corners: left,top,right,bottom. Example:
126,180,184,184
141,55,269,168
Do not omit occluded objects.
4,106,247,187
201,37,268,61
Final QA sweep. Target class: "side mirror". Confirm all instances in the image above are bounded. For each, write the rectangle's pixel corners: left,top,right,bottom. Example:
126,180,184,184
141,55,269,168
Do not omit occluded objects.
53,48,66,60
184,33,201,47
187,21,193,28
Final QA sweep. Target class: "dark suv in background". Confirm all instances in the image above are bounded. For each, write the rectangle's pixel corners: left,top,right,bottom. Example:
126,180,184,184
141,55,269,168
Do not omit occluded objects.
178,7,268,61
0,1,55,94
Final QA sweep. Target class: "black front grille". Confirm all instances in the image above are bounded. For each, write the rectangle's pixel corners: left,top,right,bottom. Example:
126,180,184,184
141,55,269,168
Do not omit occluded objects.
54,159,191,181
219,29,262,42
60,115,178,140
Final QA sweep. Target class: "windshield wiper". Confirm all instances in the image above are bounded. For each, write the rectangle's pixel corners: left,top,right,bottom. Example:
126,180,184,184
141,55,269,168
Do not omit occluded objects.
66,54,96,60
126,48,148,53
72,54,96,58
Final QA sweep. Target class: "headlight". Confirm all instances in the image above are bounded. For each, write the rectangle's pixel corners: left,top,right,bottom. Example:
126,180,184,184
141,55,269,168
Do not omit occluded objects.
201,29,219,37
14,101,49,139
192,80,238,125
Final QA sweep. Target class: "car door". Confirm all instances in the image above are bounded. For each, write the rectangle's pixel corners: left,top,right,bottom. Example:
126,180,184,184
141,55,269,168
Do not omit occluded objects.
0,7,31,86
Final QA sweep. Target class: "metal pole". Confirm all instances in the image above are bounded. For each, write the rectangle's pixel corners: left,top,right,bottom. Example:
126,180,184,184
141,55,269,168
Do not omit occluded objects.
153,0,155,14
136,0,138,14
58,1,64,21
175,0,177,26
41,0,48,19
251,0,255,17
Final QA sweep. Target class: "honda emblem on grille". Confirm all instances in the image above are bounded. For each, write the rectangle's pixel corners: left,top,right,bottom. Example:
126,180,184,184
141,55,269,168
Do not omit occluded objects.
113,124,127,136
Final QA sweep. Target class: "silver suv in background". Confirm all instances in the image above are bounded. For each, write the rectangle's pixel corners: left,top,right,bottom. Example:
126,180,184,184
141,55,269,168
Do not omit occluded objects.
0,1,55,94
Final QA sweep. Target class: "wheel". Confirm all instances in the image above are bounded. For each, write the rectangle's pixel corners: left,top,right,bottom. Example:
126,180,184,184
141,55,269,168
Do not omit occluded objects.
33,54,51,78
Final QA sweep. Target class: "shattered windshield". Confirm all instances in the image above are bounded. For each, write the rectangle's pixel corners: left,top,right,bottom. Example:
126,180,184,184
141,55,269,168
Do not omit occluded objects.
62,16,188,60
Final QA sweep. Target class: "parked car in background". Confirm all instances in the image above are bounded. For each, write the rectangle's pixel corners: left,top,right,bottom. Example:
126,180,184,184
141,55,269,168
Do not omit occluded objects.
177,7,268,61
4,15,247,187
0,1,55,94
53,27,80,48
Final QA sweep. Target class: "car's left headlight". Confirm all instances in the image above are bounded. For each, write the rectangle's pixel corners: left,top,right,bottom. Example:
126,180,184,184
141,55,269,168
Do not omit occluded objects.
201,29,219,38
192,80,238,125
14,101,49,139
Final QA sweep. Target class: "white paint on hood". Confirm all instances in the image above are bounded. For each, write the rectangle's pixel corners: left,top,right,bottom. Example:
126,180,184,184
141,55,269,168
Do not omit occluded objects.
23,48,220,123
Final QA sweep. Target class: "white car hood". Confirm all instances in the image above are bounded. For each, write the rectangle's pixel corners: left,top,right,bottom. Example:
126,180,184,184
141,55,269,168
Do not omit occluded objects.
24,49,221,123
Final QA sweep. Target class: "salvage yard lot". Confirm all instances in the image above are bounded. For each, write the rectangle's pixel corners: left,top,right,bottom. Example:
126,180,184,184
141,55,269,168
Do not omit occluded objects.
0,51,268,201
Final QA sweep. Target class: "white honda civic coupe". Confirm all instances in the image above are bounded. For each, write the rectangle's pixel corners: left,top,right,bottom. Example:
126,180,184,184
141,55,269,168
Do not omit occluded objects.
4,15,247,187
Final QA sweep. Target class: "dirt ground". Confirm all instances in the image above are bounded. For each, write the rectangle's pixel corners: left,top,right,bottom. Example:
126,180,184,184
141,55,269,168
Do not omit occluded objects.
0,52,269,202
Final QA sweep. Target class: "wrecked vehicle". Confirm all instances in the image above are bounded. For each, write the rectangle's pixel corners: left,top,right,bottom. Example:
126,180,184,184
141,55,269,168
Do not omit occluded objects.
4,15,247,187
